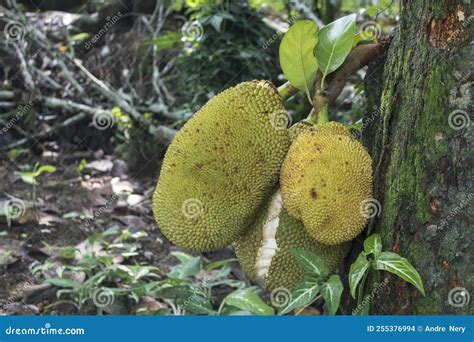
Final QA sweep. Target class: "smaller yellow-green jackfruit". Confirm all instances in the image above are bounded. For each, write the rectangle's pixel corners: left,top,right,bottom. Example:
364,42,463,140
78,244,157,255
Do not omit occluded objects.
234,190,350,291
289,120,351,141
153,81,290,252
280,122,373,245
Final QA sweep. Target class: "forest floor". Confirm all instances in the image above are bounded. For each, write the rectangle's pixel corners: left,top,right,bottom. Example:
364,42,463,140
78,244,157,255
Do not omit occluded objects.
0,145,238,315
0,145,164,314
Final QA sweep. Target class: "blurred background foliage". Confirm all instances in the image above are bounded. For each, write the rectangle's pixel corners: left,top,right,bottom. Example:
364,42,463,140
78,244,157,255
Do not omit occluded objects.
0,0,399,170
153,0,398,127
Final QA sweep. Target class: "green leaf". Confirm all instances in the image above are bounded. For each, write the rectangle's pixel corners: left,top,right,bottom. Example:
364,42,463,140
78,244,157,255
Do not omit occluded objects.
373,252,425,296
291,248,328,278
204,258,236,272
170,251,195,263
279,20,319,101
78,159,87,173
209,14,224,32
180,295,214,315
366,5,377,17
223,289,274,316
150,31,183,51
320,275,343,315
34,164,56,177
315,14,356,87
14,171,36,184
44,278,79,289
102,226,121,236
59,247,76,259
168,255,202,279
352,33,364,47
349,252,370,299
364,234,382,256
278,278,320,315
70,32,92,42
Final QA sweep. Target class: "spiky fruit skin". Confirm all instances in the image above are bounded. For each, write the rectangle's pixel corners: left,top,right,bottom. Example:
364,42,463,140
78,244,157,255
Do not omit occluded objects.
289,121,351,141
234,203,350,291
153,81,290,252
280,122,373,245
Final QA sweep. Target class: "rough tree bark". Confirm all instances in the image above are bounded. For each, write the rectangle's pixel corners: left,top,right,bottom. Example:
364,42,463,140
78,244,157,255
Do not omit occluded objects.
362,0,472,314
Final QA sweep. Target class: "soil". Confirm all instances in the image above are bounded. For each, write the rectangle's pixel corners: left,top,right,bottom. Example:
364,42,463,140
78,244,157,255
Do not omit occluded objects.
0,143,177,315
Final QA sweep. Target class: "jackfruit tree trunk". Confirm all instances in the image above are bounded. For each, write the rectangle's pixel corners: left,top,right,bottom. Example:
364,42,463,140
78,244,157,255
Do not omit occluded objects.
361,0,472,314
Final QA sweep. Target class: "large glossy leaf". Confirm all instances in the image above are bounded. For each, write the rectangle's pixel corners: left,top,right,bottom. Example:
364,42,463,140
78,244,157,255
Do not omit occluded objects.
363,234,382,256
278,278,320,315
315,14,356,86
349,252,370,299
373,252,425,296
320,275,343,315
291,248,329,278
223,289,274,316
279,20,318,101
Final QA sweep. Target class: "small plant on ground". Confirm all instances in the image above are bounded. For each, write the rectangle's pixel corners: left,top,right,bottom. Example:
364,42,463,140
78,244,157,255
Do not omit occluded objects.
14,162,56,206
278,249,344,315
349,234,425,314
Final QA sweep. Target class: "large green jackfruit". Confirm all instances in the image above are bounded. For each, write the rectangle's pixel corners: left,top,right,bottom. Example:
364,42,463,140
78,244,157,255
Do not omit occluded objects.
234,190,350,290
153,81,290,252
280,122,373,245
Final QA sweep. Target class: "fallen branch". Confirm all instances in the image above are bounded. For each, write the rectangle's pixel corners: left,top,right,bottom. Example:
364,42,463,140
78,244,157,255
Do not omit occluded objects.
3,112,88,150
0,91,15,100
2,97,177,150
290,0,324,27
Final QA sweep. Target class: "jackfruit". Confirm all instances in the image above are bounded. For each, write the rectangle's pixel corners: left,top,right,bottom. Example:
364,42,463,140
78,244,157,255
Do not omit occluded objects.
280,122,373,245
234,190,350,290
153,81,290,252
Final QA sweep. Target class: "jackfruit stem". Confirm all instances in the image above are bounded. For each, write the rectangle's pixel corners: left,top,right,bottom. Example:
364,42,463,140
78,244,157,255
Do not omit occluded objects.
317,105,330,124
277,82,298,101
306,104,329,124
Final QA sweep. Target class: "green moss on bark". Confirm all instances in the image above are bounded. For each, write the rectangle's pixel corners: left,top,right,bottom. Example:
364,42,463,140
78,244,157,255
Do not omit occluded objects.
361,0,472,314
